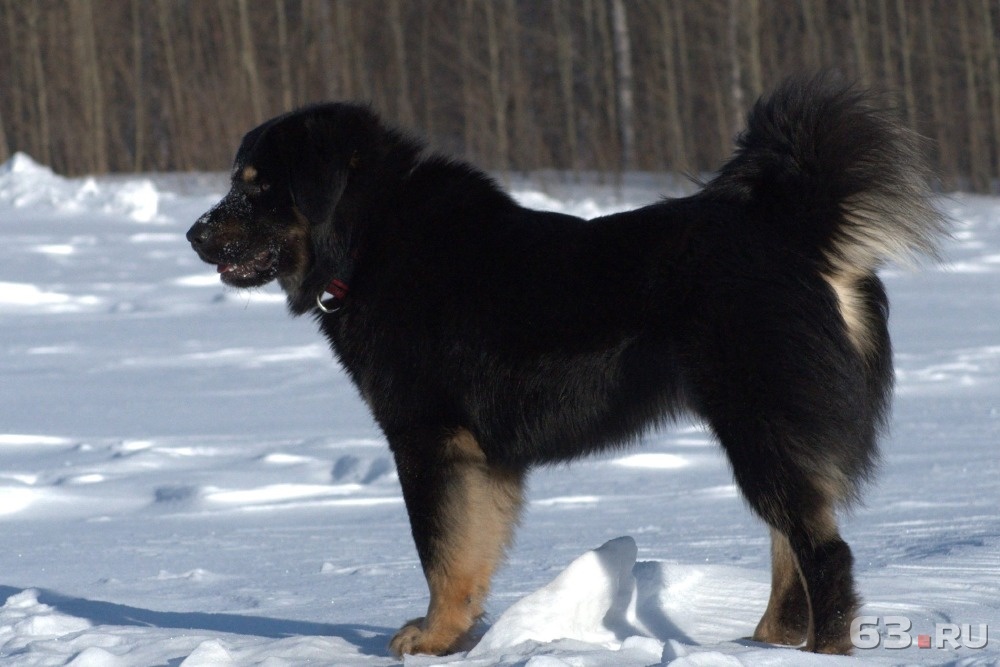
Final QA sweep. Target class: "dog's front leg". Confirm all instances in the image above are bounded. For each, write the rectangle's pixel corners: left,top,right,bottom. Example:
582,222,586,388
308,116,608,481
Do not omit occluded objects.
388,428,524,657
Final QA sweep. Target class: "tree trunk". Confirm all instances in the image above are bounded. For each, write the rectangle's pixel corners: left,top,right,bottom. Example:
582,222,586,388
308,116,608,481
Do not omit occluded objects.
672,2,693,171
981,0,1000,190
0,97,8,163
554,0,579,174
921,0,952,187
419,3,435,138
610,0,634,172
728,0,745,135
957,1,986,191
484,0,508,173
504,0,528,170
236,0,264,123
26,0,51,167
595,0,619,174
895,0,917,131
322,0,344,98
746,0,763,96
73,0,107,173
459,0,476,158
156,0,188,170
388,0,414,126
131,0,145,171
851,0,871,84
876,0,894,87
275,0,293,110
659,3,689,173
3,0,23,162
801,0,822,70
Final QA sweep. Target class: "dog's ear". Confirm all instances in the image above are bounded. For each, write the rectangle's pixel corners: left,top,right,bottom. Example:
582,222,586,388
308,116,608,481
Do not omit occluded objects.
278,119,348,229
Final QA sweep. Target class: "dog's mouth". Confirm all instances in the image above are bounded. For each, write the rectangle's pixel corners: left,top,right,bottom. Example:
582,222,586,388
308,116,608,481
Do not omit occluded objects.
216,249,278,286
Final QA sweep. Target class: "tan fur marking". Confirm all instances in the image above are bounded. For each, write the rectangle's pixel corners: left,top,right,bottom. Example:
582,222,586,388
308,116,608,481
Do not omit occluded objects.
754,528,810,646
807,504,839,543
389,429,524,657
276,208,313,302
445,428,488,463
823,271,873,357
241,165,258,182
812,472,853,510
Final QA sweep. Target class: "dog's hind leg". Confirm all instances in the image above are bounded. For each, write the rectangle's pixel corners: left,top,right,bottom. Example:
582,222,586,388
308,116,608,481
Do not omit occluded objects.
732,448,859,654
753,527,809,646
785,513,859,654
388,428,524,657
704,406,861,654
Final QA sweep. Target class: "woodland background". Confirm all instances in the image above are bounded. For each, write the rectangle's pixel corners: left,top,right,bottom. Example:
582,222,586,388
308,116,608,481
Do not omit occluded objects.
0,0,998,192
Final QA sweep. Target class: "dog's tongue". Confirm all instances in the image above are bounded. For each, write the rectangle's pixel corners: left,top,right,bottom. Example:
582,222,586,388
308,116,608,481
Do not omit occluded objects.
217,264,231,274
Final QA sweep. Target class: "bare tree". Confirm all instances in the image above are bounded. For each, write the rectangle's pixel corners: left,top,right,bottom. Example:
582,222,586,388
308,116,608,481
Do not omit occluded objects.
155,0,189,170
671,1,692,161
727,0,745,135
236,0,264,123
921,0,953,185
131,0,145,171
2,0,21,162
0,98,8,163
388,0,415,126
981,0,1000,183
275,0,294,110
658,2,689,174
418,2,436,138
801,0,823,70
72,0,107,173
25,0,51,166
554,0,579,174
611,0,634,171
595,2,625,170
876,0,894,87
895,0,917,130
459,0,476,157
746,0,763,96
850,0,872,84
484,0,508,173
0,0,995,190
957,1,986,191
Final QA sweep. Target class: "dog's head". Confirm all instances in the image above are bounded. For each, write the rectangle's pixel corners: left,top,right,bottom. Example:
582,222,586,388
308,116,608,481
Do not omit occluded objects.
187,103,387,311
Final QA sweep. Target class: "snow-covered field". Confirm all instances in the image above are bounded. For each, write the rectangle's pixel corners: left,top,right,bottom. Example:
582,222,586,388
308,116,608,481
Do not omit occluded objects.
0,153,997,666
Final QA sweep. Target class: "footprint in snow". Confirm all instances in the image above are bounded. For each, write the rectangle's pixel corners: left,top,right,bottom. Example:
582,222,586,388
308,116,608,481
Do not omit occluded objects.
331,455,394,485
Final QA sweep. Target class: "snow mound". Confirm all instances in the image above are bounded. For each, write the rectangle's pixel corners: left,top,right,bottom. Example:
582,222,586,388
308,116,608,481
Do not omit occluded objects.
0,152,160,222
472,537,641,654
463,539,790,665
0,589,91,653
0,281,102,314
0,151,54,178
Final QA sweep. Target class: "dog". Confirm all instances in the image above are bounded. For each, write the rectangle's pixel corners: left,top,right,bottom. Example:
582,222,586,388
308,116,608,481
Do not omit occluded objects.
187,76,946,656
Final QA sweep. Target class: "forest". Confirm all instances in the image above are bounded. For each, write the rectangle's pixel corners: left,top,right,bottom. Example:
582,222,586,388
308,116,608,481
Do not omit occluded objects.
1,0,998,192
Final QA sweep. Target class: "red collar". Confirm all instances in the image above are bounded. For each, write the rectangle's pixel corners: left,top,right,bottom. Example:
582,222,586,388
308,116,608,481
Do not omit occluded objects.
316,278,350,314
325,278,350,300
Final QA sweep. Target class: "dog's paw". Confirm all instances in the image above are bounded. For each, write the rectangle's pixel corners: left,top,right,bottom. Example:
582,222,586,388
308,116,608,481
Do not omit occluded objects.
388,617,475,657
389,618,426,657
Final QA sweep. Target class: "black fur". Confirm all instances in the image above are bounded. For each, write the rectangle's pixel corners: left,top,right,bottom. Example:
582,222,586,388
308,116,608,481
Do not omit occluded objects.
188,76,946,655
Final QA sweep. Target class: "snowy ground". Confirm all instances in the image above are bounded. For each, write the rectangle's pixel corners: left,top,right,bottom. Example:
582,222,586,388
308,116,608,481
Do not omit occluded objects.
0,153,997,666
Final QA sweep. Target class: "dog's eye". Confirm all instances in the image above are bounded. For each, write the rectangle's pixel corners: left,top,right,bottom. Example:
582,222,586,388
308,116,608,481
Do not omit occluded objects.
260,182,271,192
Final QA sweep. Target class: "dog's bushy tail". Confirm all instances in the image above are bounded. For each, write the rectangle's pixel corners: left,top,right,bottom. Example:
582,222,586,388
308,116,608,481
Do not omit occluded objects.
706,75,949,275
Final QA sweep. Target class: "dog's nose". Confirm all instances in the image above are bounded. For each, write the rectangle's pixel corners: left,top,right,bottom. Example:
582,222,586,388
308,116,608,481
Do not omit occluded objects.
186,221,210,247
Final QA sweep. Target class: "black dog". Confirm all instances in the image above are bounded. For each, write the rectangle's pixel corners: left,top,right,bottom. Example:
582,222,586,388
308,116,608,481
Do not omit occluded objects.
188,77,946,656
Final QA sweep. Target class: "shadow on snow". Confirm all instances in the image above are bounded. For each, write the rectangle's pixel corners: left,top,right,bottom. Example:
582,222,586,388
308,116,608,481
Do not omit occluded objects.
0,585,394,658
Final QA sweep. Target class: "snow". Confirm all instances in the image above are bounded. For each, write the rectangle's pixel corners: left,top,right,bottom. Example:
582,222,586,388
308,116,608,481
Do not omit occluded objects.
0,155,998,666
